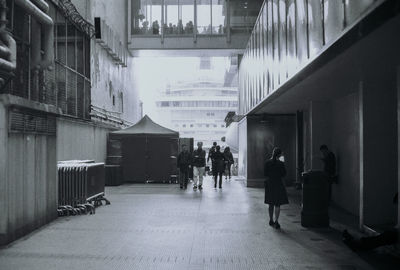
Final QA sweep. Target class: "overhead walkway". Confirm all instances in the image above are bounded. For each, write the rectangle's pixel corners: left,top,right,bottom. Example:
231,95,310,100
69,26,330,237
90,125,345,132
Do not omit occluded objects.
124,0,264,56
1,177,396,270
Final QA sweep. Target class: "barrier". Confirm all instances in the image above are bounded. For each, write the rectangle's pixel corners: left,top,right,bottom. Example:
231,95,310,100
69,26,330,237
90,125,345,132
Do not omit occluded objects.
57,161,110,216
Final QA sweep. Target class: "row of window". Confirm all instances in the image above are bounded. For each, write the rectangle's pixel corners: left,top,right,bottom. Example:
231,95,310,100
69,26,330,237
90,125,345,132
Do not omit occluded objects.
158,101,238,107
2,0,91,120
239,0,376,115
131,0,263,36
174,123,226,128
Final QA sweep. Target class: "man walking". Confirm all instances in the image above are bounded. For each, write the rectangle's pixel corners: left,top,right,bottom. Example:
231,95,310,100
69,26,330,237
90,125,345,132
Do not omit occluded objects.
192,141,206,190
207,141,217,174
177,144,191,189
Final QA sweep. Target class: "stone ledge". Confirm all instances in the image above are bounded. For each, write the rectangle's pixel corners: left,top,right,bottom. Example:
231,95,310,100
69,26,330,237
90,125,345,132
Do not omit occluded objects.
0,94,62,115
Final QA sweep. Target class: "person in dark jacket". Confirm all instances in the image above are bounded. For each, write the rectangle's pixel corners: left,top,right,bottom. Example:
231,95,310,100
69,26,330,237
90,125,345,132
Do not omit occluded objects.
223,147,234,180
264,147,288,229
207,141,217,172
212,145,226,189
192,141,206,190
177,144,191,189
320,144,336,201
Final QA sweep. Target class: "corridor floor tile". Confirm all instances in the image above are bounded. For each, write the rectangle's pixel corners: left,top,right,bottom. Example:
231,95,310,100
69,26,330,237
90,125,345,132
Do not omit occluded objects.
0,176,391,269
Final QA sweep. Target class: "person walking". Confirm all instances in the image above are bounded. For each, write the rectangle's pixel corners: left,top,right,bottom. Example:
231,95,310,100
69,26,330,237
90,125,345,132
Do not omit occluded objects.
264,147,288,229
212,145,226,189
223,147,234,180
192,142,206,190
207,141,217,174
177,144,191,189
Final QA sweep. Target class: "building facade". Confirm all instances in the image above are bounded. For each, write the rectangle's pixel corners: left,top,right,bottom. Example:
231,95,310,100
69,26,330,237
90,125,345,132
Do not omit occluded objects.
0,0,140,245
238,0,399,234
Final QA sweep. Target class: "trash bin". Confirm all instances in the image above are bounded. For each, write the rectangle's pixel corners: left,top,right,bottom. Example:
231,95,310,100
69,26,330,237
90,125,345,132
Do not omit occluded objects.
301,170,329,227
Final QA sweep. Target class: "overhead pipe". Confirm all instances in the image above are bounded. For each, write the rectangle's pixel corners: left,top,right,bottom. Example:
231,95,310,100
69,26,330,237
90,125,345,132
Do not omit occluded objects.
30,0,49,13
0,31,16,72
0,0,16,72
14,0,54,70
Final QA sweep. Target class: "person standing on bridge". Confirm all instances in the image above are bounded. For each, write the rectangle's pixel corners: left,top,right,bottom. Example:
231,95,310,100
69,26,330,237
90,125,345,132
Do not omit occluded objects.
264,147,288,229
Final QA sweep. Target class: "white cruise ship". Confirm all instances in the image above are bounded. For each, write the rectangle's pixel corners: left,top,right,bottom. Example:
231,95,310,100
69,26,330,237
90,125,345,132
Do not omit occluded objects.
155,80,238,150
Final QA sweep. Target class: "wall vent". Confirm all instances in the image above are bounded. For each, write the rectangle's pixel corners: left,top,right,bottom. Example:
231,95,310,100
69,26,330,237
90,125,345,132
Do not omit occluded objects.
9,109,56,136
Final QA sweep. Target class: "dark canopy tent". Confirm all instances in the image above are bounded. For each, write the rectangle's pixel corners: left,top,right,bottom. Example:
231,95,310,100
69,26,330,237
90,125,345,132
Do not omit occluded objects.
108,115,179,183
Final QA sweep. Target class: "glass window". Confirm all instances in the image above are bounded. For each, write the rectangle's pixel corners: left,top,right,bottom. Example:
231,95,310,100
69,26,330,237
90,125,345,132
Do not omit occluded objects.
296,0,308,66
308,0,323,58
132,0,162,35
164,0,180,34
344,0,374,27
182,3,194,34
324,0,344,44
257,20,263,102
56,12,66,64
76,31,84,74
163,0,194,35
197,0,211,34
67,22,76,69
262,5,269,96
230,0,263,34
286,0,297,77
267,0,274,91
272,0,279,86
278,0,287,81
84,37,90,78
67,70,77,115
211,0,226,34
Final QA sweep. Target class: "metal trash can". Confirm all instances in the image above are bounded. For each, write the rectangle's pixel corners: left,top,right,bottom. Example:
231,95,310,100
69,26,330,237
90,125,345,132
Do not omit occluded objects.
301,171,329,227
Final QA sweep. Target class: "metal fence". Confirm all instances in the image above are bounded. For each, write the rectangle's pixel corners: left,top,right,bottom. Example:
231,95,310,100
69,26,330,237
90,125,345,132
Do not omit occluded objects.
57,161,107,207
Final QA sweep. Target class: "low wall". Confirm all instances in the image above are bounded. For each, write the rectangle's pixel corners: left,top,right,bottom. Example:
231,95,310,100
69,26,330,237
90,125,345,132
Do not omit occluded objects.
57,118,114,163
0,103,58,245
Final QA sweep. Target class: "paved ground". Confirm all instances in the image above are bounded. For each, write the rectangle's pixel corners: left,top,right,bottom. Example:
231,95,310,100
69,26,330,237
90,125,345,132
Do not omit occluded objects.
0,176,398,269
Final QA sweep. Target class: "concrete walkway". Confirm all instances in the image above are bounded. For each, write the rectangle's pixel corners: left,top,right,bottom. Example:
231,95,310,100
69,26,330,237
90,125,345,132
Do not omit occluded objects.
0,176,396,269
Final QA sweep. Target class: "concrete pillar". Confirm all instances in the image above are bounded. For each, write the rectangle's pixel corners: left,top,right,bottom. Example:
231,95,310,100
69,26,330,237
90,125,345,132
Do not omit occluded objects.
238,116,247,179
362,70,398,228
309,101,332,171
397,65,400,230
0,101,8,244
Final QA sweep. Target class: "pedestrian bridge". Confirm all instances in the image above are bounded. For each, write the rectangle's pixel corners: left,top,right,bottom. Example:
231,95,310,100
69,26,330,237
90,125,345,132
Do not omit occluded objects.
124,0,264,55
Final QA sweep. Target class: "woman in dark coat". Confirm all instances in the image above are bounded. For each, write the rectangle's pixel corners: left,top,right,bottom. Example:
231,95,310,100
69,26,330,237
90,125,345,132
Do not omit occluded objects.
212,145,226,189
264,147,288,229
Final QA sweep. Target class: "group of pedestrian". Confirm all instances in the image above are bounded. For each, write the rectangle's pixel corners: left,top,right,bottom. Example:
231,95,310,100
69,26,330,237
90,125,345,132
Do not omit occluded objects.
179,141,336,231
177,141,234,190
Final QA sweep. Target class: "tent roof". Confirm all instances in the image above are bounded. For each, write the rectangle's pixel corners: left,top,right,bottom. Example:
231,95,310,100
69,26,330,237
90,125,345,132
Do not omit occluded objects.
111,115,179,136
